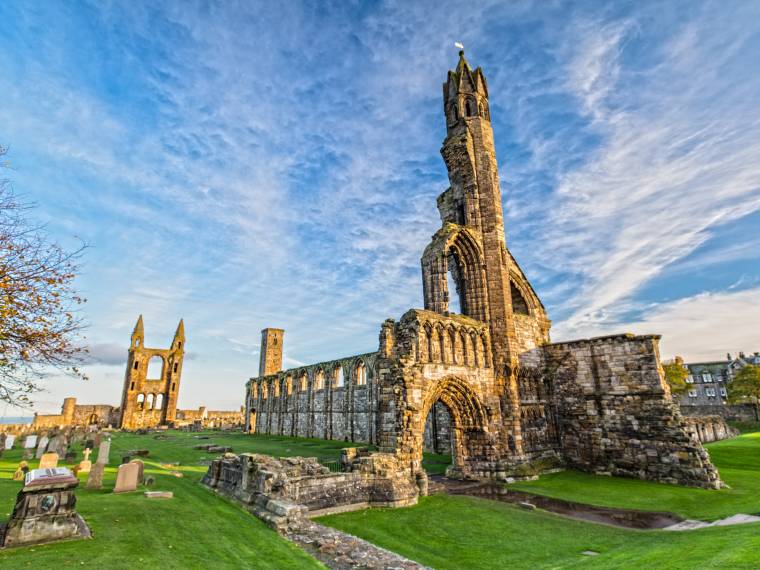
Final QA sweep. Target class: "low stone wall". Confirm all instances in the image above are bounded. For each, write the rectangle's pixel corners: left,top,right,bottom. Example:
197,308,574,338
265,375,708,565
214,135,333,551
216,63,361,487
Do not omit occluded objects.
683,416,738,444
202,451,420,530
680,404,759,422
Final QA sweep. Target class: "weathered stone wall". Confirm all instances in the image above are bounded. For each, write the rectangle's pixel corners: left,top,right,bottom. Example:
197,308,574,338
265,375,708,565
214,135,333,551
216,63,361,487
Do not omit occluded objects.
31,398,119,430
202,451,419,529
544,334,721,488
682,416,738,443
247,353,380,443
681,403,759,422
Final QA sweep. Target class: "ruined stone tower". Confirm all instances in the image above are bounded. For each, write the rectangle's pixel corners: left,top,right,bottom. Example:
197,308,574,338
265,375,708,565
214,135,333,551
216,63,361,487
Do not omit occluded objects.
259,328,284,377
119,316,185,429
245,51,721,490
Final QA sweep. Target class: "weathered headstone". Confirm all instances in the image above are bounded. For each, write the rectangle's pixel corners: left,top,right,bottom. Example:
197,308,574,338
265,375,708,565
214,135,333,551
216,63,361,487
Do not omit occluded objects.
85,462,105,490
47,434,67,456
78,448,92,474
2,467,91,548
145,491,172,499
129,459,145,484
39,452,59,470
113,462,140,493
5,434,16,450
24,435,38,449
96,438,110,465
85,439,95,450
35,437,50,459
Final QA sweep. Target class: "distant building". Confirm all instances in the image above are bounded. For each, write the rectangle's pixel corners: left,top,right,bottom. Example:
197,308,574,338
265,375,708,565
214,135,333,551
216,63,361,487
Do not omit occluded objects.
678,351,760,407
678,351,760,423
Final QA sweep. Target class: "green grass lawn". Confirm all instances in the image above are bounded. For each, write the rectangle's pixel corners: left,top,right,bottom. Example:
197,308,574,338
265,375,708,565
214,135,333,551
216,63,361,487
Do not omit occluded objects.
508,431,760,520
319,494,760,569
2,429,760,569
0,430,358,569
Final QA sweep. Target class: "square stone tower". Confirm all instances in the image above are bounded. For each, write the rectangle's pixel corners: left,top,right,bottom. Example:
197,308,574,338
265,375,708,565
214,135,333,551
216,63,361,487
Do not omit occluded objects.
259,328,284,377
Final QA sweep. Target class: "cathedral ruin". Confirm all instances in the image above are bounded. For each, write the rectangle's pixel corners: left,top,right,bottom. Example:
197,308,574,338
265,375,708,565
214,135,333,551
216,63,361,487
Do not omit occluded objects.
244,51,721,489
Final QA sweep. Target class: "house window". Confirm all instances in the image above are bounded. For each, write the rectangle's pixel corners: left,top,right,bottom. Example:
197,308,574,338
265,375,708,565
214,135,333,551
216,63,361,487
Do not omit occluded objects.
705,387,716,397
686,375,694,384
688,390,698,398
702,373,713,383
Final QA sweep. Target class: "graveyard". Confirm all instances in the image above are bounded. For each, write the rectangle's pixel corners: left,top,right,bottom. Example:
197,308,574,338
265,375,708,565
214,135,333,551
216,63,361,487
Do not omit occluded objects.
0,427,758,568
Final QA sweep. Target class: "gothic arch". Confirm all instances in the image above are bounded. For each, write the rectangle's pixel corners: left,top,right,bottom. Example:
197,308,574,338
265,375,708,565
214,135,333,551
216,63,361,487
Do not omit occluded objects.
422,226,489,323
410,376,489,474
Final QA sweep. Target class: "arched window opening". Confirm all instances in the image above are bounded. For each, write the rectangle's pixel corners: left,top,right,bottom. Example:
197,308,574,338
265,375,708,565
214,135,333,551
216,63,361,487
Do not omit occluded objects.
135,339,141,347
133,361,139,370
451,103,458,121
262,384,268,399
88,413,98,425
173,363,178,373
447,252,465,315
465,99,474,117
274,381,280,397
425,328,434,363
136,393,145,410
156,393,164,410
171,382,176,392
177,342,182,349
147,356,164,380
438,328,446,362
252,384,258,398
285,376,293,395
315,370,325,391
300,374,308,392
449,330,458,364
356,361,366,386
511,282,530,315
333,367,344,388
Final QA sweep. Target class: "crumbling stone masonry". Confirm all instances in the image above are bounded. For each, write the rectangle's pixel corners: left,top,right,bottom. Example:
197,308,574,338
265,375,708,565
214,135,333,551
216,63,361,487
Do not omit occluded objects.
245,51,722,490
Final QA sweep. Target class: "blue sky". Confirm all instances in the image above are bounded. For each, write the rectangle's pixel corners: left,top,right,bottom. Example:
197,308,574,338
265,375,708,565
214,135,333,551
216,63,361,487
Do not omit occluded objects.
1,1,759,414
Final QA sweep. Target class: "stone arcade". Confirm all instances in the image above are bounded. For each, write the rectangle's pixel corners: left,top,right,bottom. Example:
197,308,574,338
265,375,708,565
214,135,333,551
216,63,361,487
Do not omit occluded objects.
244,52,720,490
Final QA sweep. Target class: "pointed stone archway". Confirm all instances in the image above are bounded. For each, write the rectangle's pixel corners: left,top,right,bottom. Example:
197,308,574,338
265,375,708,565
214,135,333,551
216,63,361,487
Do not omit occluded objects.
403,375,491,478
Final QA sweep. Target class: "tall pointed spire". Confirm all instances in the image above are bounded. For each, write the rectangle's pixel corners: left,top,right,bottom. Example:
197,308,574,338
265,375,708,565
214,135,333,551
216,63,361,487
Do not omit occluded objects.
173,318,185,350
131,315,144,348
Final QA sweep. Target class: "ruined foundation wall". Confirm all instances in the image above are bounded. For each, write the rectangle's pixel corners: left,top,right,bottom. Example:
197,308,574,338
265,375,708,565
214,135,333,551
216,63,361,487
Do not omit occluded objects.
545,334,721,489
682,416,738,444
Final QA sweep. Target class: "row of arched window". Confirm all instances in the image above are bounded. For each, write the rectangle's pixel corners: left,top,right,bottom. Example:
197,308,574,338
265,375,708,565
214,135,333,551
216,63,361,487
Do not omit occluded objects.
136,393,165,411
418,324,490,368
448,97,490,123
254,361,369,400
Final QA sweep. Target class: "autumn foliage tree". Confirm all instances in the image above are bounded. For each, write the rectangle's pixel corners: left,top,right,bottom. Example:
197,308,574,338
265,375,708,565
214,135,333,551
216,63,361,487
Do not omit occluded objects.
663,356,689,396
0,146,87,406
728,365,760,404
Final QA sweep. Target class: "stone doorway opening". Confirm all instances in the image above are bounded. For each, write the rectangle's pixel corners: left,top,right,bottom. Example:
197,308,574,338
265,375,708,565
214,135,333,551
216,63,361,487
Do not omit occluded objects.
423,400,454,474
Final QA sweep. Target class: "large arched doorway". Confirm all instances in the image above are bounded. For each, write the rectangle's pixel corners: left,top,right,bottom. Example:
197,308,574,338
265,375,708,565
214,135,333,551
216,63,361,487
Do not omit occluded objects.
423,400,454,474
409,376,490,478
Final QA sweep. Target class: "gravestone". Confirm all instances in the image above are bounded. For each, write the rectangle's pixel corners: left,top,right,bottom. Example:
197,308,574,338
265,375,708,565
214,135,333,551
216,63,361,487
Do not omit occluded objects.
36,436,50,459
78,449,92,474
129,459,145,484
85,439,95,450
24,435,38,449
113,463,140,493
47,434,67,456
39,452,59,470
1,467,91,548
85,462,105,490
64,450,77,463
96,439,110,465
5,435,16,450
